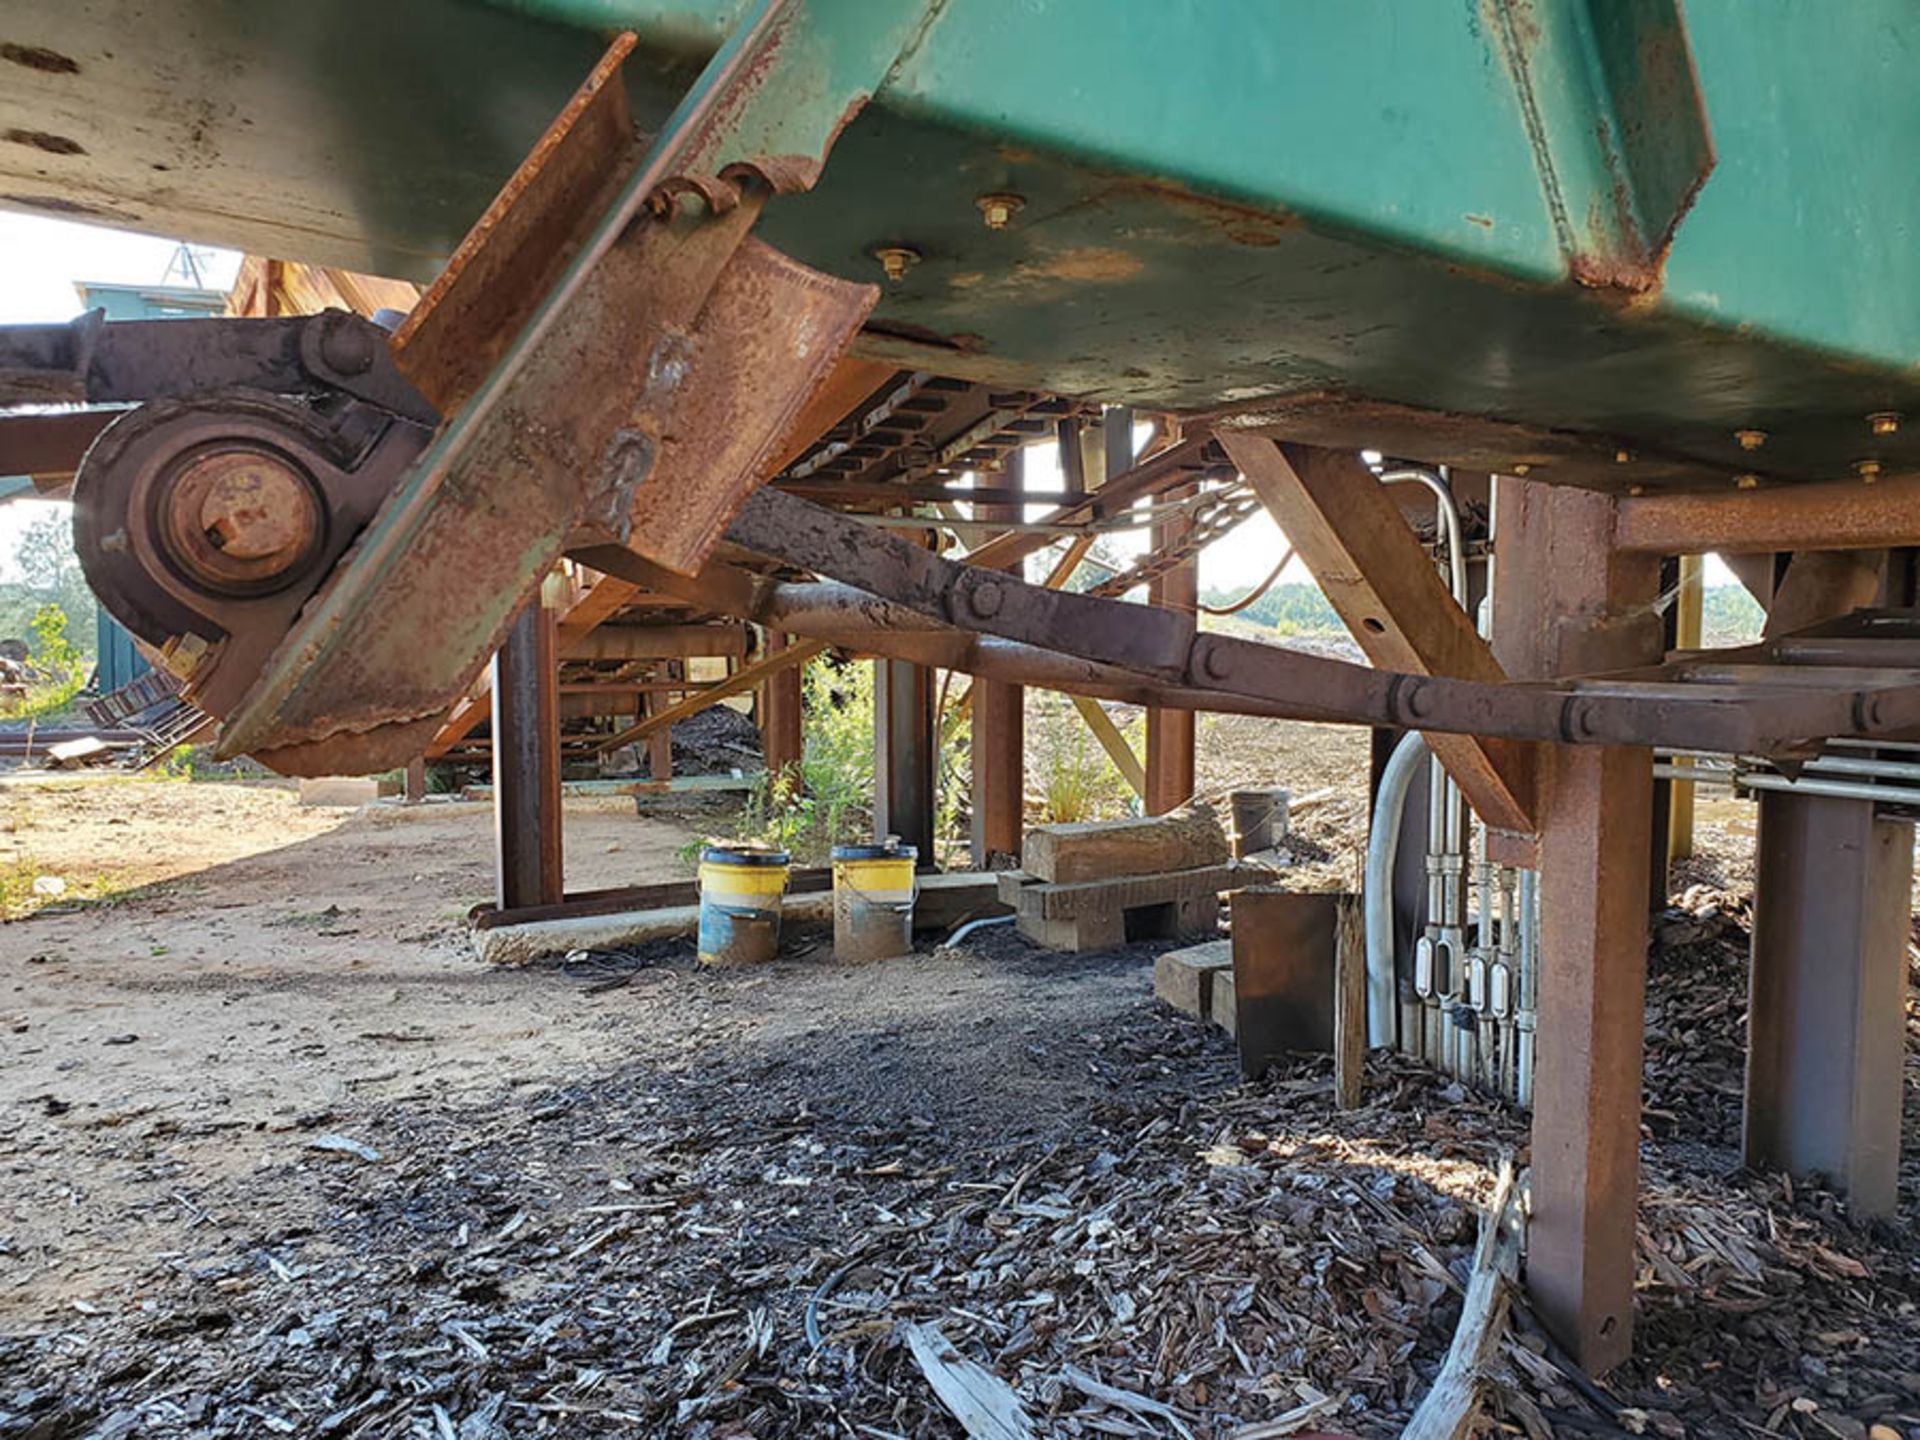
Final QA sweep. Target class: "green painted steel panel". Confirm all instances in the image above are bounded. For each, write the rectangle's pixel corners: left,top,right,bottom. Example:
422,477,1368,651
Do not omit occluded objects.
0,0,1916,488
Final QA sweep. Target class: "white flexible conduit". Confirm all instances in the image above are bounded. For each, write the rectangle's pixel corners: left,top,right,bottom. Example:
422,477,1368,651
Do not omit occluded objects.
1365,729,1431,1047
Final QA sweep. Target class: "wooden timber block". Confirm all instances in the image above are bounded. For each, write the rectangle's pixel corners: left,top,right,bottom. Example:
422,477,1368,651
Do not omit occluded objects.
1003,864,1232,953
1154,939,1232,1020
1021,806,1229,885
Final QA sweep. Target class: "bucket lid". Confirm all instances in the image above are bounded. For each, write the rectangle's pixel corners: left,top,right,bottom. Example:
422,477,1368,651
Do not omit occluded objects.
831,842,918,861
701,842,790,867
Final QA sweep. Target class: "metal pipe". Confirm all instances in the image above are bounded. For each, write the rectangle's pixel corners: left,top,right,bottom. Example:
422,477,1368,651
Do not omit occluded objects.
1651,763,1920,807
1379,467,1468,603
1365,730,1430,1048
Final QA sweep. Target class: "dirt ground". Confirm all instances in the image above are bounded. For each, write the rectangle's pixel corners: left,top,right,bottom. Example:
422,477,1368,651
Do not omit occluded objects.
1,741,1918,1440
0,783,705,1305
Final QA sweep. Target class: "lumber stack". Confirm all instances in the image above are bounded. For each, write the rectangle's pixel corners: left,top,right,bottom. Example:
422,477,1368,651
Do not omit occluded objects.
1000,807,1233,952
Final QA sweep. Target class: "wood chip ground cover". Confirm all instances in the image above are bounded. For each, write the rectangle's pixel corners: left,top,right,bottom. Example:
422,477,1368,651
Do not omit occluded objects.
3,907,1917,1439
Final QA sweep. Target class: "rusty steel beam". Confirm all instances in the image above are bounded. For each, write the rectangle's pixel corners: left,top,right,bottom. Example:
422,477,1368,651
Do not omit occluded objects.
1745,792,1912,1217
565,623,748,662
961,435,1223,572
760,632,805,782
1220,434,1537,834
0,407,116,484
1762,550,1886,638
593,637,826,753
580,510,1920,757
1613,472,1920,555
1494,476,1661,1375
1146,481,1197,815
970,450,1025,867
875,658,935,861
492,593,563,910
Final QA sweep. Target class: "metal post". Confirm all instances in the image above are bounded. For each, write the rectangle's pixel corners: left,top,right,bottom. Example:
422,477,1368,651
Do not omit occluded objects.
972,448,1025,866
404,756,427,804
760,632,804,784
645,660,676,781
1491,476,1660,1375
1146,482,1197,815
874,657,935,860
492,590,563,910
1745,785,1912,1217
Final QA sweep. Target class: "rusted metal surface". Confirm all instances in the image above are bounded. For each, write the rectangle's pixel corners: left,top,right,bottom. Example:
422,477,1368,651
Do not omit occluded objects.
592,637,826,754
211,2,923,773
726,484,1920,756
969,461,1025,866
617,239,876,575
874,659,935,862
0,312,436,424
1222,433,1537,833
71,391,429,729
759,632,805,780
1496,474,1660,1375
1761,550,1886,639
1745,792,1911,1218
1214,391,1758,495
493,595,564,911
1531,740,1653,1375
390,33,641,417
1614,471,1920,554
0,407,114,484
1145,484,1197,816
1230,888,1341,1077
1483,0,1713,293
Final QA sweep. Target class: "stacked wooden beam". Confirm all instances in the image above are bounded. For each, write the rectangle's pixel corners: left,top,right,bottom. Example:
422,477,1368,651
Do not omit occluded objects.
999,808,1233,952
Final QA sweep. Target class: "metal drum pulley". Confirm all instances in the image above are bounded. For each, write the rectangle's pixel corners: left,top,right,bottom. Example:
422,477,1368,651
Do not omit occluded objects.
71,388,430,733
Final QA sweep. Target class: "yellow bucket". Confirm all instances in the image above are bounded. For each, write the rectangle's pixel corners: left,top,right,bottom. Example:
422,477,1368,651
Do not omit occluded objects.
831,842,917,962
697,843,790,965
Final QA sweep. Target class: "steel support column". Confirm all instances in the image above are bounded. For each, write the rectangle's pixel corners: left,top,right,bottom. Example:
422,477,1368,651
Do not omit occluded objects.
874,658,936,860
760,633,805,784
492,592,563,910
1492,476,1660,1375
1745,792,1912,1216
1146,479,1197,815
972,449,1025,866
646,662,677,781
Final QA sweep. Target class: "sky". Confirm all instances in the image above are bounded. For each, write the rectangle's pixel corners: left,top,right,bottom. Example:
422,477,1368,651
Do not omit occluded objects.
0,214,239,580
0,211,1730,594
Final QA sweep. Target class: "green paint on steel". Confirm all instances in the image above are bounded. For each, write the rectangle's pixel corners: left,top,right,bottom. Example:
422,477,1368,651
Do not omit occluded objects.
2,0,1919,482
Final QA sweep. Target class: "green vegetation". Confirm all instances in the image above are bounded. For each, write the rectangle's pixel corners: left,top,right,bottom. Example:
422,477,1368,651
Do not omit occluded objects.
1,507,96,662
1701,583,1764,647
1029,693,1138,825
0,858,139,921
738,656,876,862
2,506,98,719
1197,581,1345,636
1204,577,1766,647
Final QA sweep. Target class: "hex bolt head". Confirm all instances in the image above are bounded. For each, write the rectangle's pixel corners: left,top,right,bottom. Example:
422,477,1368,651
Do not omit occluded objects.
974,192,1026,231
1855,458,1883,482
1868,411,1902,437
1735,428,1767,451
1734,473,1759,490
873,245,920,282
